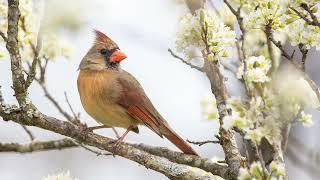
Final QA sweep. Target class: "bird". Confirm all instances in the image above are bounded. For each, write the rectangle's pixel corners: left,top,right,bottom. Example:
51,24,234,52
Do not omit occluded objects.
77,30,198,156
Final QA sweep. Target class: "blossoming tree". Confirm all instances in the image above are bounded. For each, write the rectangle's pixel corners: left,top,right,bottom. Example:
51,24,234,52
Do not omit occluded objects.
0,0,320,179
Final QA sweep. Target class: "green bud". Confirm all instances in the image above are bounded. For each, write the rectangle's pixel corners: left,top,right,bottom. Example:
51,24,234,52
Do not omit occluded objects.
311,6,318,13
208,53,214,61
199,9,205,24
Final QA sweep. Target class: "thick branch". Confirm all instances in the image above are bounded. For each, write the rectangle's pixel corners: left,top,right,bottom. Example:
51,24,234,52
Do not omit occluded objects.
6,0,26,106
0,108,219,180
131,143,232,179
183,1,243,178
0,138,77,153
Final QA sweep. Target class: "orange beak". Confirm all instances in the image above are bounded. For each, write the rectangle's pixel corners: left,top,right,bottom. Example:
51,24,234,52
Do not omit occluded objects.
110,50,127,62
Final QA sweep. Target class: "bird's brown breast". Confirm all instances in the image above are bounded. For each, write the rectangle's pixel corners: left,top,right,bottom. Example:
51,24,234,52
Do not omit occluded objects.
77,69,139,128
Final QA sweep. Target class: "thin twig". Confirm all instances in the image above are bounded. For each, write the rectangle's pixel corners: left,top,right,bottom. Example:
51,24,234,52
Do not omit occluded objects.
301,3,320,27
35,78,73,121
290,7,315,26
20,125,35,141
64,92,81,124
0,30,7,41
23,15,42,89
112,128,120,139
0,85,3,103
0,85,4,112
168,49,204,72
265,25,292,61
72,140,112,156
187,139,220,146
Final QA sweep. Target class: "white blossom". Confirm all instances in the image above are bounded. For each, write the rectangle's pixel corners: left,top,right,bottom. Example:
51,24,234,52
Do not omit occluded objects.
237,56,271,83
244,128,265,144
243,0,287,30
0,0,75,61
270,161,286,177
42,171,79,180
176,9,236,61
299,111,313,127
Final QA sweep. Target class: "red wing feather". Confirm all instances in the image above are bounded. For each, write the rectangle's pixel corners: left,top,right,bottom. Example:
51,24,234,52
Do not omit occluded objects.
127,105,162,137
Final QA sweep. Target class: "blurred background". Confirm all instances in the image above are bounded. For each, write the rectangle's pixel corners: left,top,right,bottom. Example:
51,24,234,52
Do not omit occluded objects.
0,0,319,179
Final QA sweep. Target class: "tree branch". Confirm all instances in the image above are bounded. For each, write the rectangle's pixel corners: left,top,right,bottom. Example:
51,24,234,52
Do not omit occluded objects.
20,124,35,141
35,78,73,121
6,0,26,106
131,143,231,179
265,30,292,61
0,30,7,42
0,138,77,153
298,44,308,71
186,139,220,146
168,49,204,72
301,3,320,27
182,1,243,178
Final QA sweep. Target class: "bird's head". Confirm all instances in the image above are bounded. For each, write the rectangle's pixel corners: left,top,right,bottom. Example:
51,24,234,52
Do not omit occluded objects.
79,30,127,70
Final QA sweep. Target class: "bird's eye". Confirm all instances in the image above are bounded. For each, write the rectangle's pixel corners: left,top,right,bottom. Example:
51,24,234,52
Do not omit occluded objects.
100,49,109,55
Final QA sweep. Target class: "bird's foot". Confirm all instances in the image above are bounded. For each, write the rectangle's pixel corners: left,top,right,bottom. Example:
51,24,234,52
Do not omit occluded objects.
107,138,123,153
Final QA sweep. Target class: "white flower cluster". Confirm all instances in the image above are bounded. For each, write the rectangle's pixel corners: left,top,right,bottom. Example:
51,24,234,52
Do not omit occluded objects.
222,95,282,144
283,18,320,50
239,161,285,180
176,9,236,61
237,56,271,83
0,0,74,61
243,0,287,30
42,171,79,180
201,96,219,121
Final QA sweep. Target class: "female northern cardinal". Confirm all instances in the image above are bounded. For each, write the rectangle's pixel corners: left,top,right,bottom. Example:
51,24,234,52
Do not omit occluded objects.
77,30,198,156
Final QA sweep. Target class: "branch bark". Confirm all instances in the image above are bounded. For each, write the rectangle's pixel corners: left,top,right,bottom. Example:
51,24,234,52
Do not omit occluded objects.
0,109,218,180
131,143,231,179
6,0,26,106
0,138,77,153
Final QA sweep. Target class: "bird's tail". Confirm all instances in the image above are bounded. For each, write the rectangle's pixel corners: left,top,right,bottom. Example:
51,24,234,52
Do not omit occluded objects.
161,124,199,156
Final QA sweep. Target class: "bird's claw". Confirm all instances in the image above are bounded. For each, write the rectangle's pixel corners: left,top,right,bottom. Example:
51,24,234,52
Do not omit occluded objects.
108,139,122,153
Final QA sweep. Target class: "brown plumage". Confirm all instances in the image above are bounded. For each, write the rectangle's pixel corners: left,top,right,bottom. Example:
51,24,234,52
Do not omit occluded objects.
77,30,198,156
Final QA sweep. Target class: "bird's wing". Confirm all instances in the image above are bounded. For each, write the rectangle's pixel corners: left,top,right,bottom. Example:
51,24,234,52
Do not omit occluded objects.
116,71,164,137
115,71,198,156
